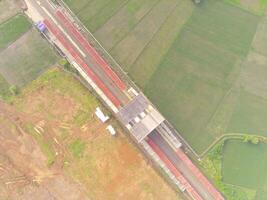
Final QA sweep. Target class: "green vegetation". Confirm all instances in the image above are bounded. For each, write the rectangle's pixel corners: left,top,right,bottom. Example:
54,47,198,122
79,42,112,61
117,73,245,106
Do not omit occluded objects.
69,138,86,159
59,59,79,74
222,140,267,198
225,0,267,15
227,89,267,138
64,0,267,157
200,140,257,200
0,14,31,49
129,0,194,88
0,29,59,87
25,123,56,166
144,0,259,153
242,135,260,144
0,74,11,100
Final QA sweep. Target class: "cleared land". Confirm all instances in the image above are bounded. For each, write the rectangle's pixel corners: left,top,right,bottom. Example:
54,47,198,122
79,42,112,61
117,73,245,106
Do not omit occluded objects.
222,140,267,199
0,102,91,200
11,67,182,200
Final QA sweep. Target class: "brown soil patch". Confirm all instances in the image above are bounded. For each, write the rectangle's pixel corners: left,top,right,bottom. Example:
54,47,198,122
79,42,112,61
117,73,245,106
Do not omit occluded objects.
0,101,89,200
18,85,79,123
1,67,182,200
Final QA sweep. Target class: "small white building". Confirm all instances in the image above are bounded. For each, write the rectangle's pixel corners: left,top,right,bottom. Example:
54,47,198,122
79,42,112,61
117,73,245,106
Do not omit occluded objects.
106,125,116,136
95,107,109,123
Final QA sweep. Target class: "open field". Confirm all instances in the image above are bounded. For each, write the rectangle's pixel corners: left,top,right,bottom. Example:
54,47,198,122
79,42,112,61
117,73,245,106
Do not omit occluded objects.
222,140,267,199
64,0,267,154
0,28,59,87
11,67,182,200
0,101,91,200
0,14,31,50
225,0,267,15
144,0,259,153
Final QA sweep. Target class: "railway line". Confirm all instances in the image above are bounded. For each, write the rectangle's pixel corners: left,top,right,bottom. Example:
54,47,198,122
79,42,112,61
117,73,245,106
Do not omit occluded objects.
24,0,224,199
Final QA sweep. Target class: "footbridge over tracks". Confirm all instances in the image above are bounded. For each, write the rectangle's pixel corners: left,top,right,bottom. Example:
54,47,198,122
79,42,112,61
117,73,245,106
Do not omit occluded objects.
117,94,164,142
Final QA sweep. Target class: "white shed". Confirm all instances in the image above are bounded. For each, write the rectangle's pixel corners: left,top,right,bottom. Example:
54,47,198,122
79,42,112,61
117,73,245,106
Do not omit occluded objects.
106,125,116,136
95,107,109,123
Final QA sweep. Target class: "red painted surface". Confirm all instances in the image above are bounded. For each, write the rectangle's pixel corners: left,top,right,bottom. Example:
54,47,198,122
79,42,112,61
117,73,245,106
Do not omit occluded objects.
176,149,224,200
55,10,126,91
44,19,121,108
147,139,203,200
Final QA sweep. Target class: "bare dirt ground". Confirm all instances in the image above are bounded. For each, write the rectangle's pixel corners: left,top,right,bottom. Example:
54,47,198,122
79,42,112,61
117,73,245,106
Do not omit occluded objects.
0,101,90,200
0,67,182,200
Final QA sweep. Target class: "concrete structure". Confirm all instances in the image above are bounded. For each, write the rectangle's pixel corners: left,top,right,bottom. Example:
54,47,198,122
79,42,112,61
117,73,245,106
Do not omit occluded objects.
117,95,164,142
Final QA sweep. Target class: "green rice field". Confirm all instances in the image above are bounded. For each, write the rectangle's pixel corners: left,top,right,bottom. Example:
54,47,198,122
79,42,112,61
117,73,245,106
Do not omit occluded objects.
222,140,267,199
64,0,267,155
0,14,31,50
0,29,59,87
225,0,267,15
0,13,58,90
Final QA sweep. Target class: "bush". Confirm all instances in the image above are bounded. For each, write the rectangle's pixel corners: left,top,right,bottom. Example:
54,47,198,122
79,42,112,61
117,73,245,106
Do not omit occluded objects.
9,85,19,95
243,135,260,145
69,139,86,159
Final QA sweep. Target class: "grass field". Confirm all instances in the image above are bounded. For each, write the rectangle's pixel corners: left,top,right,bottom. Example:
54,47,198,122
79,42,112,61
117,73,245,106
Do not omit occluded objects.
222,140,267,199
63,0,267,157
144,0,259,153
225,0,267,15
0,14,31,50
0,28,58,87
13,67,182,200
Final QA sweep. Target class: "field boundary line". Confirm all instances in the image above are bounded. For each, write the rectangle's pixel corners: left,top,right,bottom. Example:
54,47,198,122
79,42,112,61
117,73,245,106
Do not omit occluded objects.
0,12,25,26
128,2,180,73
89,0,131,32
74,0,95,16
57,0,141,91
122,0,179,70
0,28,33,53
95,0,160,35
77,0,112,21
200,133,267,158
108,0,161,52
